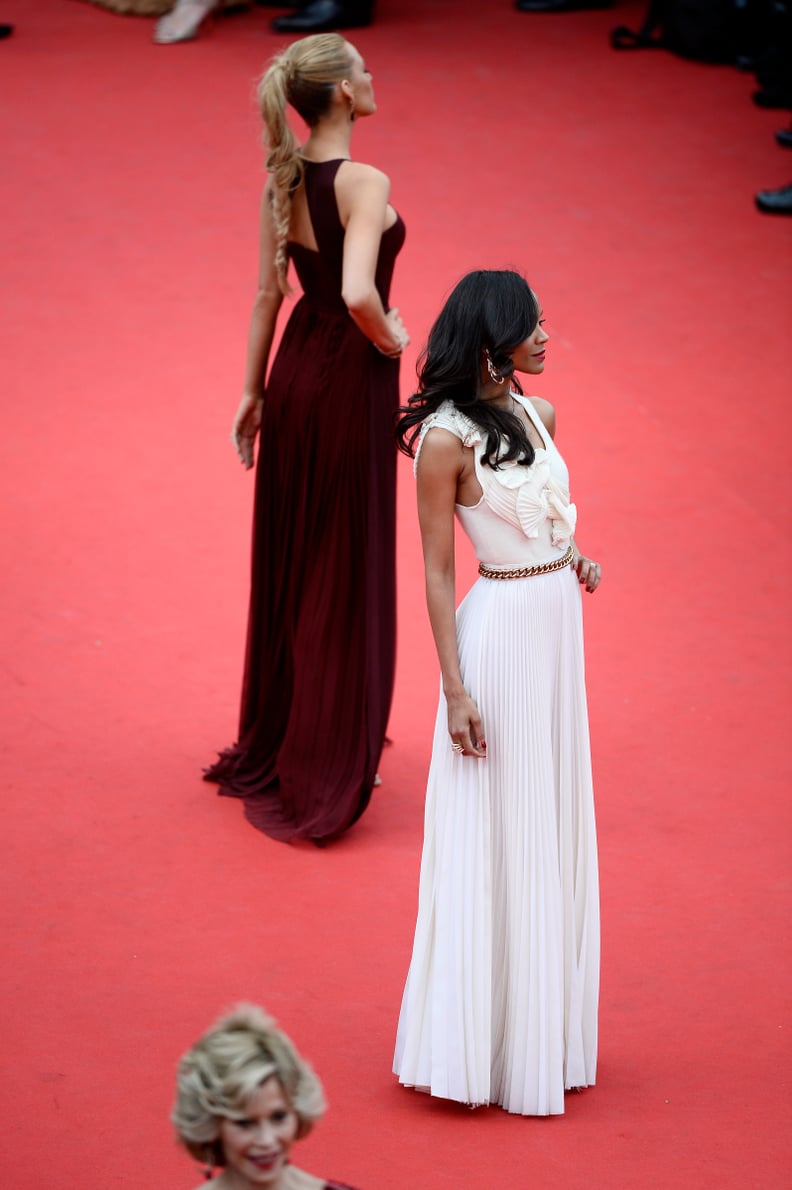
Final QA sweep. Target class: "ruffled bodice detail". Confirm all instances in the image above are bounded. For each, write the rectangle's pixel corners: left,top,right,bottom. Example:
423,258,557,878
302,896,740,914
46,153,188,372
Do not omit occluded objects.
476,450,577,548
414,401,484,455
414,398,577,566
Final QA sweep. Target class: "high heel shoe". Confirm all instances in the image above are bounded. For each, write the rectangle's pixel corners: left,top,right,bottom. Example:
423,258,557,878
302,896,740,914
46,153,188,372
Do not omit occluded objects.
154,0,219,43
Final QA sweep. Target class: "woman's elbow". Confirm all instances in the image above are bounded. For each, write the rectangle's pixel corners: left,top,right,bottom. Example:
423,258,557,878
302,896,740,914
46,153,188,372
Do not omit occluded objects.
341,283,376,315
252,283,282,313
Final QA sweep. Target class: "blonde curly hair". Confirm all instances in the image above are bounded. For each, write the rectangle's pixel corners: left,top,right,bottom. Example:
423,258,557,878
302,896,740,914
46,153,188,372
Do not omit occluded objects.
258,33,354,293
172,1004,327,1167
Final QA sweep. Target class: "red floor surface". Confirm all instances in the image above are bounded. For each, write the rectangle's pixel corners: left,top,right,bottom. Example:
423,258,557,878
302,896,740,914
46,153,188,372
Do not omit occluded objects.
2,2,791,1187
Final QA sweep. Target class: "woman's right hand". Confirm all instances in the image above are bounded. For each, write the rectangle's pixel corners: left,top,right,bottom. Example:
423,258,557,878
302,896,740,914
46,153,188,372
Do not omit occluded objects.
446,691,487,758
380,307,410,358
231,392,263,469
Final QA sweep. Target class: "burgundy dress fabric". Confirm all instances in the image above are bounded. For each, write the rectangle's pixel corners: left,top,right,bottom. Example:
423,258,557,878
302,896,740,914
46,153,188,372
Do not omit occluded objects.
205,160,405,843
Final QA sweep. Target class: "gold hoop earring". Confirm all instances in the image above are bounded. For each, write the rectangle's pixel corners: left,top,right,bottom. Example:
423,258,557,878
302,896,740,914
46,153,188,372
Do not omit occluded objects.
485,351,505,385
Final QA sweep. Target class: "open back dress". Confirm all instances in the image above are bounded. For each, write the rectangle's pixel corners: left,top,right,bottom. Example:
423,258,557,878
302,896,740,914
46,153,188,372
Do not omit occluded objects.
206,159,406,843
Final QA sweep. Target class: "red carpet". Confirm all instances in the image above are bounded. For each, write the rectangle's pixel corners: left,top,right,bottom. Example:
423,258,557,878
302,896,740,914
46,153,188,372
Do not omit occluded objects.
1,1,790,1186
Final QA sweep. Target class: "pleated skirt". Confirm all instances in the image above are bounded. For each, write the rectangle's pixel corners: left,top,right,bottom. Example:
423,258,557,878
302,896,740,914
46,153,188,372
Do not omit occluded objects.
393,565,599,1115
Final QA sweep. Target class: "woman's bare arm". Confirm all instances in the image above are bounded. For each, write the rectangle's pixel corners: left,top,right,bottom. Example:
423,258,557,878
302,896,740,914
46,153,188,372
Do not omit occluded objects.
417,431,486,757
231,184,284,469
336,162,409,356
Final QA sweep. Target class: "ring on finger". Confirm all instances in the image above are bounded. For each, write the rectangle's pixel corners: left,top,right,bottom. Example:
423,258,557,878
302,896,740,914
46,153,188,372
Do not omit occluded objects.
451,742,463,753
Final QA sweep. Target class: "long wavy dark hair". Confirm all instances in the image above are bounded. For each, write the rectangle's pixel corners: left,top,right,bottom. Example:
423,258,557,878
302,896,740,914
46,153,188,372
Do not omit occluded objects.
396,270,540,469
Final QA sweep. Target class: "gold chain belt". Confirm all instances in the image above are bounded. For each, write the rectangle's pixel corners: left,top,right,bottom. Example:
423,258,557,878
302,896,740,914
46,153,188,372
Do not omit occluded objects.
478,544,575,581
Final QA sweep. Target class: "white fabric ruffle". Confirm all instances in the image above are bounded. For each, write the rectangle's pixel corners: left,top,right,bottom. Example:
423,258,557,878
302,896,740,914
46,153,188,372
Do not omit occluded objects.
415,399,577,550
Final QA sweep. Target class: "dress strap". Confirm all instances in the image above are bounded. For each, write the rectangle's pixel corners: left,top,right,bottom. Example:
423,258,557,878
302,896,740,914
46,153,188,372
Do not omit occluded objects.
513,392,552,451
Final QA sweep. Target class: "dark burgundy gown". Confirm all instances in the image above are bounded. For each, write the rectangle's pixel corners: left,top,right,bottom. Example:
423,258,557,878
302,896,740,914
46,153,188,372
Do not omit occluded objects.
205,160,405,843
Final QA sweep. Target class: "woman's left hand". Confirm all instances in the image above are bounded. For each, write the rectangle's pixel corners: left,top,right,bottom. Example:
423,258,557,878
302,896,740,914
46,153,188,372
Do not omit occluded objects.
231,392,263,470
574,551,602,593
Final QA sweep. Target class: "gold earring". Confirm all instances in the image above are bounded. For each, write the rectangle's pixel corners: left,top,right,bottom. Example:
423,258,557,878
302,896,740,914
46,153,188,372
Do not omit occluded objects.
485,351,504,385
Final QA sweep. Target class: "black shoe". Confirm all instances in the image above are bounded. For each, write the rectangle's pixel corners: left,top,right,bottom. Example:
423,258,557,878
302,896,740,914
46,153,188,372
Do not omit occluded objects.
0,23,14,38
755,184,792,215
753,88,792,111
272,0,373,31
775,128,792,149
516,0,612,10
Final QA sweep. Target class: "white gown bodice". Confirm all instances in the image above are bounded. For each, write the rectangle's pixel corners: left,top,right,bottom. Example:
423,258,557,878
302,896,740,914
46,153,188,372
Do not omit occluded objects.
414,394,577,569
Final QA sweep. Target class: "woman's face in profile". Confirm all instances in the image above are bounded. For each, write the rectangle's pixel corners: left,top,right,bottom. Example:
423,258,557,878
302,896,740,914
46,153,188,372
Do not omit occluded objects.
509,298,549,375
218,1075,299,1186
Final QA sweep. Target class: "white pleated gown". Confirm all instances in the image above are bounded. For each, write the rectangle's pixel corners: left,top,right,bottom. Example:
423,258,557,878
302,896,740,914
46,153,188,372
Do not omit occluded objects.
393,396,599,1116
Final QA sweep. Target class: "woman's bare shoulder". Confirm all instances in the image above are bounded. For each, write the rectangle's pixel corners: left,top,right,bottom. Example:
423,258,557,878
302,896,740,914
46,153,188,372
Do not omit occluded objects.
337,159,389,183
335,160,390,196
419,425,468,462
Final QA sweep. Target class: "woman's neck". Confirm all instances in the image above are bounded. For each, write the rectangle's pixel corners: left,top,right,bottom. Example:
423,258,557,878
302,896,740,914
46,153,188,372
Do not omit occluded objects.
208,1163,322,1190
480,382,514,410
301,113,354,163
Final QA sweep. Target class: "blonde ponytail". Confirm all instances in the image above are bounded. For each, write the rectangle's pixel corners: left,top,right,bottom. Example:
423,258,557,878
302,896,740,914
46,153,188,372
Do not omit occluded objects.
259,57,303,292
257,34,353,294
